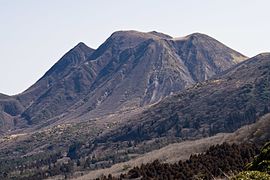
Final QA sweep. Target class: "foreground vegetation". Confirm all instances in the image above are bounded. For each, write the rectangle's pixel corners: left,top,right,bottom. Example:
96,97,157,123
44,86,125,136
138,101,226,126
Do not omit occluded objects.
0,137,269,179
96,141,270,180
97,142,260,180
232,142,270,180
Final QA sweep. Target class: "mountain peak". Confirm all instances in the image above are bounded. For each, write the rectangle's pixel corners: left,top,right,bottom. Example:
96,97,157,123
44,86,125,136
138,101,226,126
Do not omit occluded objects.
92,30,161,54
111,30,147,37
148,31,172,39
171,32,216,42
109,30,172,41
41,42,94,77
75,41,87,47
188,32,209,37
73,42,94,53
256,52,270,57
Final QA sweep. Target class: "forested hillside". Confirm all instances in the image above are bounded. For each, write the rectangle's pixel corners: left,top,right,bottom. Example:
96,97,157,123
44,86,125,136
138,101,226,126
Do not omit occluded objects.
96,142,261,180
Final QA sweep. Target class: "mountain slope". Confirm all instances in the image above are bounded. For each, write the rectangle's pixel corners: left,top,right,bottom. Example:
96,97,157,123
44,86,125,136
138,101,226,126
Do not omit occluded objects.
13,43,95,125
0,48,268,179
172,33,245,81
95,53,270,150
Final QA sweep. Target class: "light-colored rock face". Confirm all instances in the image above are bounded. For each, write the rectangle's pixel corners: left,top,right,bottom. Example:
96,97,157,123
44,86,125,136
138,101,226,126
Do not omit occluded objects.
0,31,247,131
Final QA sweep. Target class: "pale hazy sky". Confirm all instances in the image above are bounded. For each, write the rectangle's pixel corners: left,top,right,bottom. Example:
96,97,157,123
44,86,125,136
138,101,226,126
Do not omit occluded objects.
0,0,269,95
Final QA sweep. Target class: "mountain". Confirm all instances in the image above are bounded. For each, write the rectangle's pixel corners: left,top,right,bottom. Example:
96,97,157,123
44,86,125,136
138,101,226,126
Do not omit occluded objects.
0,52,267,180
1,30,259,179
67,31,246,119
2,30,246,130
92,53,270,158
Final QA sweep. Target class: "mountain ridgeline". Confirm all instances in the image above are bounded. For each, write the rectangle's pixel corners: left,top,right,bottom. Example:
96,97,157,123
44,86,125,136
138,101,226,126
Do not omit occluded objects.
0,30,246,131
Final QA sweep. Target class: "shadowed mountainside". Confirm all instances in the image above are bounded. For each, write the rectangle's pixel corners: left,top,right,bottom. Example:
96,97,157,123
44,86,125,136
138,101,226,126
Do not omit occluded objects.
93,53,270,155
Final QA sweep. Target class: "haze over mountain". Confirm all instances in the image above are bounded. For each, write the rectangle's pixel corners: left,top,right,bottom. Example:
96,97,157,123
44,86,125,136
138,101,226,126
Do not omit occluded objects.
0,30,246,132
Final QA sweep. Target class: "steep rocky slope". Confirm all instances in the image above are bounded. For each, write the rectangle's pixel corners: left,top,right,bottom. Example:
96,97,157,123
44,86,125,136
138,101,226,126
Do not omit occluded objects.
15,42,95,125
172,33,245,81
67,31,246,119
0,43,96,132
93,53,270,155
